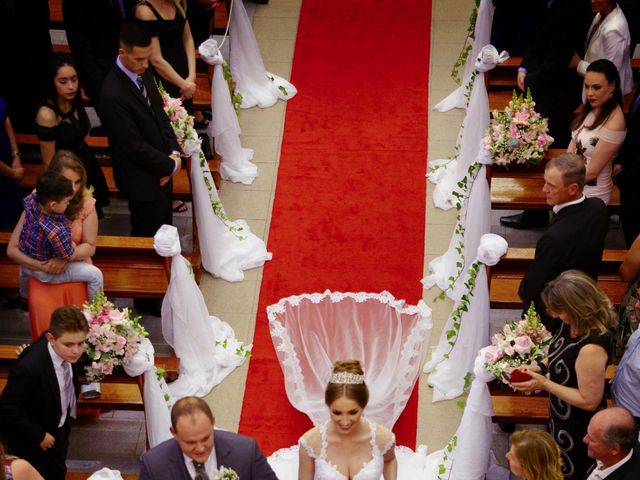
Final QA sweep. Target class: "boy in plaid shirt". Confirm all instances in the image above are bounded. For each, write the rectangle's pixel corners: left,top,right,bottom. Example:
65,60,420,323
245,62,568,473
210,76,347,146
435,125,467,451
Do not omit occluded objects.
18,170,103,299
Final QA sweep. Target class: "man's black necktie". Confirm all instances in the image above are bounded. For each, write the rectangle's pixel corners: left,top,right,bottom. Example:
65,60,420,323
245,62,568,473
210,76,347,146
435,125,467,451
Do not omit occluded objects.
193,461,210,480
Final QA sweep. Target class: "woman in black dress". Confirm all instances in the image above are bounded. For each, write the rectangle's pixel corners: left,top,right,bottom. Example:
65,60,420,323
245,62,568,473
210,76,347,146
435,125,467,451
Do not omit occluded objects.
513,270,615,479
135,0,199,213
35,53,109,216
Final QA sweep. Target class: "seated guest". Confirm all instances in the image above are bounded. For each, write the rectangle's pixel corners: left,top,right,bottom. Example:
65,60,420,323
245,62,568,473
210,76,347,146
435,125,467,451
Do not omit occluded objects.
583,407,640,479
0,306,89,480
35,53,110,216
11,169,103,300
568,59,626,206
139,396,277,480
570,0,633,96
0,440,43,480
0,95,24,230
7,150,101,305
518,153,609,331
506,429,563,480
513,270,616,479
611,290,640,423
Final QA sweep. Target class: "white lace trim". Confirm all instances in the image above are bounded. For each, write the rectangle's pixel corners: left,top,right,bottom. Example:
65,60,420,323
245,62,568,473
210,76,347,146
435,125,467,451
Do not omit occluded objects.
298,436,317,459
381,435,396,456
267,291,432,427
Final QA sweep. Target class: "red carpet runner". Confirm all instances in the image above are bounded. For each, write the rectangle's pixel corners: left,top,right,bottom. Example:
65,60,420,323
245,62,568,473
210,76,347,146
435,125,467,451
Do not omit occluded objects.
238,0,431,454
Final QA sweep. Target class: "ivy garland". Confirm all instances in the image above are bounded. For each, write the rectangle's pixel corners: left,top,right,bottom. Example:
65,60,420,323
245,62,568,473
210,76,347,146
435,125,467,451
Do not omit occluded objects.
437,372,473,479
221,60,243,116
199,151,247,240
450,0,481,85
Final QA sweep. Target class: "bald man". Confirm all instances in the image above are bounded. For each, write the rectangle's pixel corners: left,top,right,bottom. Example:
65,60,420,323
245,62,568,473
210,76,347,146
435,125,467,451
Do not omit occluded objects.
583,407,640,479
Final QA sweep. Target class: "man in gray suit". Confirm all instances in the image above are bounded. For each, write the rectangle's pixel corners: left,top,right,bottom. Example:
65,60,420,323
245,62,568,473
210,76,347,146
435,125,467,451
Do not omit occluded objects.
139,397,277,480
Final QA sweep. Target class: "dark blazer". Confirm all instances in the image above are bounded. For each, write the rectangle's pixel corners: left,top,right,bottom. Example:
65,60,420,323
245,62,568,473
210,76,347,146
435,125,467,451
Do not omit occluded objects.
0,336,78,470
62,0,136,105
99,65,180,202
519,197,609,321
615,89,640,247
520,0,591,145
139,429,277,480
583,444,640,479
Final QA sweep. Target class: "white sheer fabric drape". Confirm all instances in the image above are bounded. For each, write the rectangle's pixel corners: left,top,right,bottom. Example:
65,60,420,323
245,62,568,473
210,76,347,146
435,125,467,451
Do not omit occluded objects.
229,0,297,108
424,234,508,401
198,39,257,185
154,225,252,399
434,0,494,112
123,337,173,448
189,153,272,281
428,348,495,480
268,291,432,428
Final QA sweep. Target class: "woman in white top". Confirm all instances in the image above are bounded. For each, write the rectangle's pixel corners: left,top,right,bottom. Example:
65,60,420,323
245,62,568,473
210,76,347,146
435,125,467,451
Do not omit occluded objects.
298,360,397,480
568,59,626,205
570,0,633,96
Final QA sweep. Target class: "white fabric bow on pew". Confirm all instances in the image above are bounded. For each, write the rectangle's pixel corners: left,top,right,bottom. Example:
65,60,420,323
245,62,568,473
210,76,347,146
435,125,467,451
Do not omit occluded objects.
198,39,258,185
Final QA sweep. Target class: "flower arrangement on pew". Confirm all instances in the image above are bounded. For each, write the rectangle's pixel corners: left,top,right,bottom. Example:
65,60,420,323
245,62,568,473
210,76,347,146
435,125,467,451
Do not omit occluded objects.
157,82,246,240
483,89,554,166
82,291,148,382
484,304,553,389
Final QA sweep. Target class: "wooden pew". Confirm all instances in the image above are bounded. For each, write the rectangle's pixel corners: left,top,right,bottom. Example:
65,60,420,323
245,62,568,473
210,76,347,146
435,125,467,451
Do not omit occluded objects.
489,247,627,309
490,365,617,424
490,176,621,213
0,232,201,298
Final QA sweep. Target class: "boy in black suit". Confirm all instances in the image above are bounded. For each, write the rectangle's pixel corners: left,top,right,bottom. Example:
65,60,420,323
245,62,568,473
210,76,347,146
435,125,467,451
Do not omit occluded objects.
0,305,89,480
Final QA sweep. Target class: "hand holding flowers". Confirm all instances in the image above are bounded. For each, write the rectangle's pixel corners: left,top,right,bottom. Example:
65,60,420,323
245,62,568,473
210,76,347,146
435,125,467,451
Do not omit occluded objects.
484,303,553,391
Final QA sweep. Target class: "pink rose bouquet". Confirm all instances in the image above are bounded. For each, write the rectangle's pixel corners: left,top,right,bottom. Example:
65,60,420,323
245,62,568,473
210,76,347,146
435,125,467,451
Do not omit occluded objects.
157,81,202,157
483,89,554,167
484,303,553,388
82,291,148,382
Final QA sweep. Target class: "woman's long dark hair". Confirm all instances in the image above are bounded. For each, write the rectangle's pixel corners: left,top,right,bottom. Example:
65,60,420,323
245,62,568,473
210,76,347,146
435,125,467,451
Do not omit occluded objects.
571,58,623,132
43,52,83,111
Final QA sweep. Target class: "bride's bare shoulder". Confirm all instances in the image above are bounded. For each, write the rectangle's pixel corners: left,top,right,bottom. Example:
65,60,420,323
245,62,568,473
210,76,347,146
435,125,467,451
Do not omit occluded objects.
299,427,322,458
374,424,396,454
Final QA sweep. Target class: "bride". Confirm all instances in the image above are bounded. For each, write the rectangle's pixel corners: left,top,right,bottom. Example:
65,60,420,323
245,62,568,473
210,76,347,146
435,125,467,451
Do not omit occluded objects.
298,360,397,480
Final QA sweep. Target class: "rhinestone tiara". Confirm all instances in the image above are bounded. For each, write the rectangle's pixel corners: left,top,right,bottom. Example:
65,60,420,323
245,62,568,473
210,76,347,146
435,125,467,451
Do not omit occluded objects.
329,372,365,384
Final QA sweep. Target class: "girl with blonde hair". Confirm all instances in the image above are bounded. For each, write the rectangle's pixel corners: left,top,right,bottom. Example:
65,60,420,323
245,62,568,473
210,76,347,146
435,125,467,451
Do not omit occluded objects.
506,430,563,480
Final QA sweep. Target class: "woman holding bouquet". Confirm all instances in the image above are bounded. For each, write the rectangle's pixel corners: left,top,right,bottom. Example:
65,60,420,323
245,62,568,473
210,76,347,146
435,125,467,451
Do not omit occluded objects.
568,59,626,205
513,270,615,479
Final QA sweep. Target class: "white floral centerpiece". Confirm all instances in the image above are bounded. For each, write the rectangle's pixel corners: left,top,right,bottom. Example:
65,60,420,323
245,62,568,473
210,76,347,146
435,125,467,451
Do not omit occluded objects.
483,89,554,166
483,303,553,388
214,466,239,480
82,291,148,382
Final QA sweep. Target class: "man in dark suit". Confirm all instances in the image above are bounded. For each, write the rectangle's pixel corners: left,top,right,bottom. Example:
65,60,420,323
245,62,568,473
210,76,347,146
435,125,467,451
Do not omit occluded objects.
500,0,591,230
62,0,135,110
583,407,640,479
100,23,182,238
519,153,609,331
140,396,277,480
0,306,89,480
615,89,640,248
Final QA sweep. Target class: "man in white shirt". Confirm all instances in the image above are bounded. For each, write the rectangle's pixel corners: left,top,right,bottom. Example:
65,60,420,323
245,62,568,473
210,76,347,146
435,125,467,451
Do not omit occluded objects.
139,397,277,480
584,407,640,479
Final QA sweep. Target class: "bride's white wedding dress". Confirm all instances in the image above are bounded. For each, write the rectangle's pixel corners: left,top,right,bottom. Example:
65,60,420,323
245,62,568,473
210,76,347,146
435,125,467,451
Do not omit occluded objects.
265,291,438,479
299,419,394,480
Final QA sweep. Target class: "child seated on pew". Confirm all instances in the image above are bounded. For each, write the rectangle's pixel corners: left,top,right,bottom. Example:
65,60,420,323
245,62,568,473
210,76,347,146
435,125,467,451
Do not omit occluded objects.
0,305,89,480
17,170,103,300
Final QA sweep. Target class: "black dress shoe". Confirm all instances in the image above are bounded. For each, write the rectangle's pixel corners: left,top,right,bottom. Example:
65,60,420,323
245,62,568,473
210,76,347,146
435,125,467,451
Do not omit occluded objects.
133,298,162,317
500,210,549,229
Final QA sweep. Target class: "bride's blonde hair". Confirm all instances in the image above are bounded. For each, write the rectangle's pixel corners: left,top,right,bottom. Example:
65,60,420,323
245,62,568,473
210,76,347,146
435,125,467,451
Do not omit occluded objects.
325,360,369,408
